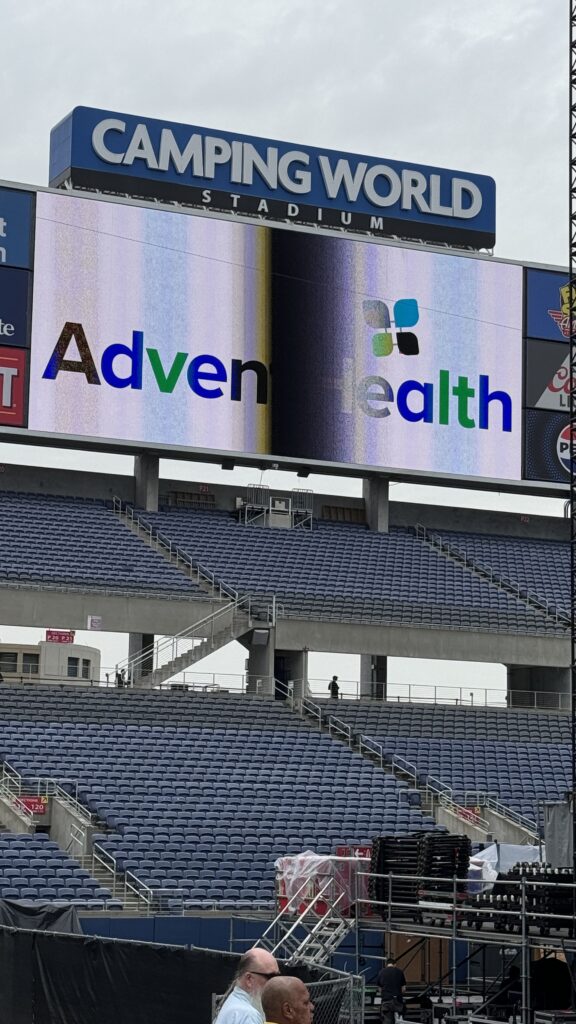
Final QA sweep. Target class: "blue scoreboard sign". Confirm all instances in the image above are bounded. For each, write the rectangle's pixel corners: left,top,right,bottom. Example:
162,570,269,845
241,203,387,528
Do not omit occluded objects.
49,106,496,248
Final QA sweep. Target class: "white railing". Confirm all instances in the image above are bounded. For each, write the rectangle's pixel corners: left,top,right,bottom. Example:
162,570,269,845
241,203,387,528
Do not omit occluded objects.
328,716,353,745
300,697,323,729
474,794,539,838
416,523,570,628
302,677,571,711
114,595,253,682
391,754,419,785
358,735,385,769
0,766,35,825
113,496,240,603
437,790,490,830
2,760,93,826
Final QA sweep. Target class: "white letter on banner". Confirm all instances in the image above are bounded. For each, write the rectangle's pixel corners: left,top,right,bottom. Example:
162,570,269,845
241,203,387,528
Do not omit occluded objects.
231,141,243,183
429,174,453,216
204,137,232,178
363,165,402,207
401,170,431,213
242,144,279,188
123,124,159,169
158,129,204,175
318,156,367,201
92,119,126,164
278,151,311,194
452,179,483,219
0,366,17,407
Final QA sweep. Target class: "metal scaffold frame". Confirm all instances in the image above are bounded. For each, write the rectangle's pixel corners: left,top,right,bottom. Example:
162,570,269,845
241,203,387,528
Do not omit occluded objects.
255,860,576,1024
570,0,576,892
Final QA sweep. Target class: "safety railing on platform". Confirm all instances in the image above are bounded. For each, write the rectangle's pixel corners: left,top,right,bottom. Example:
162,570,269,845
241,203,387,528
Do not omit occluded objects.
302,676,571,711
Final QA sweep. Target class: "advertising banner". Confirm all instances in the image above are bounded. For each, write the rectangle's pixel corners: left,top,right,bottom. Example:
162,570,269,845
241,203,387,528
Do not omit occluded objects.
0,346,27,426
525,268,571,343
525,338,571,412
524,408,570,484
49,107,497,248
27,191,522,483
0,266,32,348
0,187,35,270
271,232,523,480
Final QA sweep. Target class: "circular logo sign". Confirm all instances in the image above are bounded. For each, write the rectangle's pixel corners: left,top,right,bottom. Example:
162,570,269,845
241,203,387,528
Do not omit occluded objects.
557,422,576,474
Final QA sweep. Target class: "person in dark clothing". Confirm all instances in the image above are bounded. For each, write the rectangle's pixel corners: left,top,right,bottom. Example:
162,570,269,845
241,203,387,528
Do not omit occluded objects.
328,675,340,699
377,958,406,1024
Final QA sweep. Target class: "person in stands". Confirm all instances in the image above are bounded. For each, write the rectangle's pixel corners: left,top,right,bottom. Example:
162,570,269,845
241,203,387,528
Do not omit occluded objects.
328,675,340,699
261,976,314,1024
377,956,406,1024
213,948,280,1024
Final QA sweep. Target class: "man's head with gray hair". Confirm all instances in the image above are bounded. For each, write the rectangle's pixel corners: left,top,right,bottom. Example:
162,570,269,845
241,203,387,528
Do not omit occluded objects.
261,976,314,1023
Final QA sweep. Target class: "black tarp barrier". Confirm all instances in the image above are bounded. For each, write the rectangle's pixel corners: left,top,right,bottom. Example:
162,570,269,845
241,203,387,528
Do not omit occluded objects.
0,899,81,933
0,926,238,1024
0,926,347,1024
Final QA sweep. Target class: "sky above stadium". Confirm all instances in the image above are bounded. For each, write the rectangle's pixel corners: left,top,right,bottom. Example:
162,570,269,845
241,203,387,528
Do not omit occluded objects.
0,0,568,683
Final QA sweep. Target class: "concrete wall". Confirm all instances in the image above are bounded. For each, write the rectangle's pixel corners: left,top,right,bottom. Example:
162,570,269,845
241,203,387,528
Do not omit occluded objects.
0,796,35,834
434,804,491,843
481,807,538,845
50,798,96,857
276,617,569,667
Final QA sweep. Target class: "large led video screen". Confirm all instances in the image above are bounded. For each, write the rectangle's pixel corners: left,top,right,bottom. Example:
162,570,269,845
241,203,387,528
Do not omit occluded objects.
29,192,271,454
27,191,523,482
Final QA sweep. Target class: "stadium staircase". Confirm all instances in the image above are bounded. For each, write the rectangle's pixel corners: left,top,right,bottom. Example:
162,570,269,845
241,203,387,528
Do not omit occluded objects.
296,699,539,846
257,875,355,966
116,597,255,688
112,498,278,685
415,524,570,631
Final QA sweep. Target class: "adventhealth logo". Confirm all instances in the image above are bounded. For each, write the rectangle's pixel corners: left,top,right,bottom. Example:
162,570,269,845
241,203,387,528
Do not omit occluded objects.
358,296,512,431
363,298,420,356
42,323,269,404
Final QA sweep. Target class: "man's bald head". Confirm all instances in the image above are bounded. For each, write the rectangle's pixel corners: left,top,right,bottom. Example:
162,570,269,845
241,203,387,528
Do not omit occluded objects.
235,948,279,997
261,976,314,1023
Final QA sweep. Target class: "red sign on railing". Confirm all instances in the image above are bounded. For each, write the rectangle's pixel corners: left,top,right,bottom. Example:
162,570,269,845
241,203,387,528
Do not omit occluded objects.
45,629,75,644
17,796,48,815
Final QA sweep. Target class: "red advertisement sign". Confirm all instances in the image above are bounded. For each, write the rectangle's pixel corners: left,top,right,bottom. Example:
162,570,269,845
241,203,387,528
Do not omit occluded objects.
45,629,75,643
17,796,48,815
0,346,27,426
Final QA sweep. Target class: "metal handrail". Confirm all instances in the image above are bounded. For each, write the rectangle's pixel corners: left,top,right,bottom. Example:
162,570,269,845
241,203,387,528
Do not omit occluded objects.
301,697,323,729
2,760,93,825
358,735,385,768
437,791,490,830
391,754,419,784
0,778,35,824
114,496,240,602
115,595,252,679
328,716,352,745
481,795,539,837
417,522,570,627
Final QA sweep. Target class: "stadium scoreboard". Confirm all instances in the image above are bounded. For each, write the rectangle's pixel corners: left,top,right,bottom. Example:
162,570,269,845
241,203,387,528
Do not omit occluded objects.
0,180,569,494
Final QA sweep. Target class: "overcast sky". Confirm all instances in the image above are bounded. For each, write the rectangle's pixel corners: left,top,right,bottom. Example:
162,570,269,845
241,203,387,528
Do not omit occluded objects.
0,0,568,686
